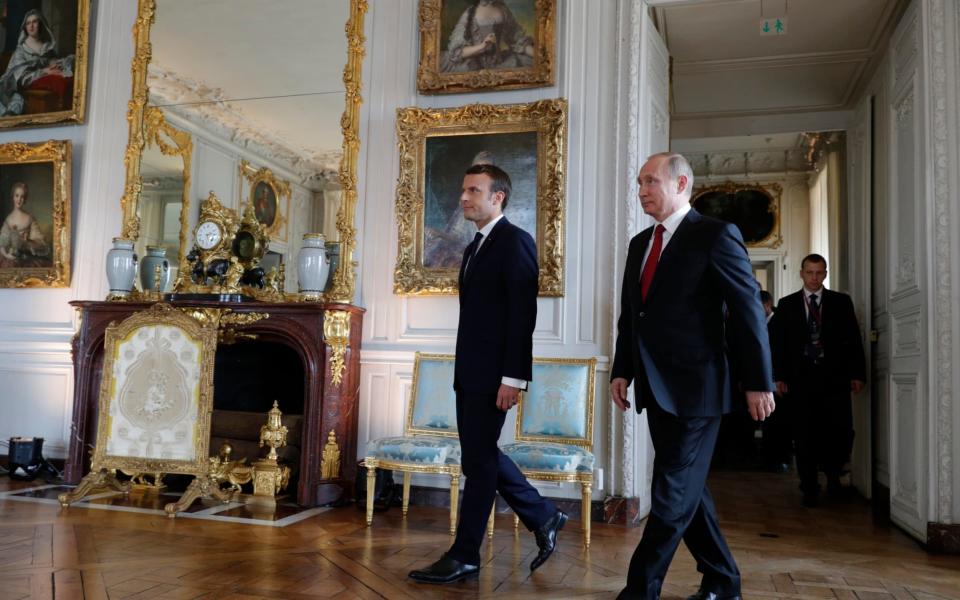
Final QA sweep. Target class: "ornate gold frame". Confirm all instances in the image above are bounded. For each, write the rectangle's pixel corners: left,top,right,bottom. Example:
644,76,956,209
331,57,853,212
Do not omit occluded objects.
0,1,90,129
142,107,193,279
0,140,71,288
394,99,567,296
90,303,218,476
691,181,783,249
417,0,556,94
120,0,366,304
515,356,596,447
406,352,458,438
241,160,290,243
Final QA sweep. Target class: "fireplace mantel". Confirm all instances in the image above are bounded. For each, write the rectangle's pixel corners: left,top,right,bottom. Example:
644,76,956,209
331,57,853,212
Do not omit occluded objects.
66,299,364,507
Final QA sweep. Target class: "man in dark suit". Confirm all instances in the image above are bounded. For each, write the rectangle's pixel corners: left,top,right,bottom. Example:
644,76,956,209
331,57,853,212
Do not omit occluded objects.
768,254,866,507
409,164,567,584
611,152,775,600
759,290,792,473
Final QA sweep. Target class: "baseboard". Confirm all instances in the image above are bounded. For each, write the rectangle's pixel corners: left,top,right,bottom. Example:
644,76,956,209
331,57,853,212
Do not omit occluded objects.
927,522,960,554
602,495,644,527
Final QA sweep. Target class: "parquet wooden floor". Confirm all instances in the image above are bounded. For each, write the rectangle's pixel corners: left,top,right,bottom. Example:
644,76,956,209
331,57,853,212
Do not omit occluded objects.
1,470,959,599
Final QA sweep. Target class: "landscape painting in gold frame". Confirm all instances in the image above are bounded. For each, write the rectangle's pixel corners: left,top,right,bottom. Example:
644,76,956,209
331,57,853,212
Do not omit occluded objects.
417,0,555,94
0,1,90,129
394,99,566,296
0,140,71,288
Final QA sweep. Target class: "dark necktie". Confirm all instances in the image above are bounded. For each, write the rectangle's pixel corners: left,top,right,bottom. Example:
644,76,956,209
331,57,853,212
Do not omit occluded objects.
805,293,824,362
464,231,483,274
640,224,665,301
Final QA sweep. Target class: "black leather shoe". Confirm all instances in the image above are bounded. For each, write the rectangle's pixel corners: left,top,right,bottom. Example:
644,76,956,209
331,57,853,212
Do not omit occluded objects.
686,590,742,600
408,554,479,584
530,510,568,571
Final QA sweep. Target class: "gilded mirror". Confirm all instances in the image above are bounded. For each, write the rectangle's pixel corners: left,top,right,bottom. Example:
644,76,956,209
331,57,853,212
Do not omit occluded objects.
120,0,366,303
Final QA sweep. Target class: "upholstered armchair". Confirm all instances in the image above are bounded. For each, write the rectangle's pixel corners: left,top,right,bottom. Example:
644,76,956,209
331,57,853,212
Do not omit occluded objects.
500,357,597,546
363,353,461,533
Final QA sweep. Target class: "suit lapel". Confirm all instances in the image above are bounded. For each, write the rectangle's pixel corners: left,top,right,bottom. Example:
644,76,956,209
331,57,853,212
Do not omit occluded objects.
462,217,509,288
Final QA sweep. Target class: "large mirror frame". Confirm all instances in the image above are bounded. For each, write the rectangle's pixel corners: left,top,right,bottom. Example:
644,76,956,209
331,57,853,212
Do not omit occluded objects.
118,0,367,304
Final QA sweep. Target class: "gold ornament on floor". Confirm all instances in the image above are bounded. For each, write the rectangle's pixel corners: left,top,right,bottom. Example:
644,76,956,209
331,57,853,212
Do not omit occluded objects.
321,430,341,479
250,401,291,503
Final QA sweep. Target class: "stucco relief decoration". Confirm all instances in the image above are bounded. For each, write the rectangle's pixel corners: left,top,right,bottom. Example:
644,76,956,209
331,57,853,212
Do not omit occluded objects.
895,90,914,124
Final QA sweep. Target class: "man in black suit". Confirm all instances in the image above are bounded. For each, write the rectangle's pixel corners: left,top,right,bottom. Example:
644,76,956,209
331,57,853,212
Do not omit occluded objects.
759,290,792,473
409,164,567,584
768,254,866,507
611,152,775,600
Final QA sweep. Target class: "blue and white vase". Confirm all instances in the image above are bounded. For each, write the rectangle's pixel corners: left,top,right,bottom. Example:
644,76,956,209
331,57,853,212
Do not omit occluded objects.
140,245,170,292
106,238,137,299
298,233,330,301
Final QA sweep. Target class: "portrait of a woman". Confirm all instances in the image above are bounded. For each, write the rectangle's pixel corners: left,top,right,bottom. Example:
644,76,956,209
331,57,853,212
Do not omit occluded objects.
0,9,76,117
440,0,535,73
0,182,51,269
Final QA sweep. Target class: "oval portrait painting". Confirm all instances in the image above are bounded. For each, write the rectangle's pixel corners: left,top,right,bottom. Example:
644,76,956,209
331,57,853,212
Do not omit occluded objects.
252,181,277,227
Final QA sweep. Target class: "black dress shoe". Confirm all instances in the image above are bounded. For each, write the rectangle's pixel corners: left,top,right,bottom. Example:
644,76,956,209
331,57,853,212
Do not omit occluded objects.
686,590,742,600
530,510,568,571
408,554,479,584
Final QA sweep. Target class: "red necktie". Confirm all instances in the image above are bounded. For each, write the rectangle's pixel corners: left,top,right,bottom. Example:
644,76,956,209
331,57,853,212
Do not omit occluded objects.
640,224,665,301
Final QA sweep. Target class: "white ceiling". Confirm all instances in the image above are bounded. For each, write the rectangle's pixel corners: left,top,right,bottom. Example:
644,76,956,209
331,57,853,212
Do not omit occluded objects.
658,0,906,153
148,0,349,171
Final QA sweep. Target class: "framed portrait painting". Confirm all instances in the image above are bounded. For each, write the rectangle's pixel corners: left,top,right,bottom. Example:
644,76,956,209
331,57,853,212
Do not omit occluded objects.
0,0,90,129
241,160,290,242
418,0,556,94
0,140,71,288
394,99,566,296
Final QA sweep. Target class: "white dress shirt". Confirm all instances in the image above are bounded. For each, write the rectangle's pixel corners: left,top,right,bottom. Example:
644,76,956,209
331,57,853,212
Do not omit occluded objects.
803,287,825,320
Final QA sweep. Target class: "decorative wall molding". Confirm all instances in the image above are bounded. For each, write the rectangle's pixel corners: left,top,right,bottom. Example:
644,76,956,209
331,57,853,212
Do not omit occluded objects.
892,308,922,358
895,89,914,123
925,0,955,525
148,65,340,185
891,373,921,520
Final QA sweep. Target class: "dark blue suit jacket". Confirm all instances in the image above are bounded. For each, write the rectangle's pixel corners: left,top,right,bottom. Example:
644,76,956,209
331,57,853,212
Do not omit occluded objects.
768,288,866,390
454,217,538,394
611,208,773,417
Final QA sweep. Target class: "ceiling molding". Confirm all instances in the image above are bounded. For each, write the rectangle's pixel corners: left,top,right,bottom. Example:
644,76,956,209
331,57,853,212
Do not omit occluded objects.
148,64,341,184
674,49,874,74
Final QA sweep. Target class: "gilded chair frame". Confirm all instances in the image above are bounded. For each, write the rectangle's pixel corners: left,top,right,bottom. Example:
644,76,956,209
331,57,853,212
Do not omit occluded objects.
364,352,461,534
502,356,597,546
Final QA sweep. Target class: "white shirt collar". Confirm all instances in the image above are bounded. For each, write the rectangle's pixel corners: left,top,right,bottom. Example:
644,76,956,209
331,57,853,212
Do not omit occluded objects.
477,214,504,240
803,287,824,299
657,202,691,234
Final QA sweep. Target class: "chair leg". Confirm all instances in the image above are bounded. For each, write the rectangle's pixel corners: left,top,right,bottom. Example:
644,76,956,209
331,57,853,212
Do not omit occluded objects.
364,459,377,526
487,501,496,539
513,513,519,533
449,472,460,535
402,471,412,517
581,480,592,548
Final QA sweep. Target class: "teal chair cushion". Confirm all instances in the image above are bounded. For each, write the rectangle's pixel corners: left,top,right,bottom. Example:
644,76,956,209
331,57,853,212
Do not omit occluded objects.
410,357,458,435
502,442,594,473
520,362,591,440
366,436,461,465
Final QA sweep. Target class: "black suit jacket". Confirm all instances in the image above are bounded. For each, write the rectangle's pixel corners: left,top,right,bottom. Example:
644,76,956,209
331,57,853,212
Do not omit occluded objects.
611,209,773,417
454,217,538,394
768,288,866,390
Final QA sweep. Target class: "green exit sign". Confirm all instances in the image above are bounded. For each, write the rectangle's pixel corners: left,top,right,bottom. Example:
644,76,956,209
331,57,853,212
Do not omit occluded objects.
760,17,789,35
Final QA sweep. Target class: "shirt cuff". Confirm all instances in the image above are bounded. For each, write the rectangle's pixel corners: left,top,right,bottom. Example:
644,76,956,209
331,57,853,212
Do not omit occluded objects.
501,376,528,390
